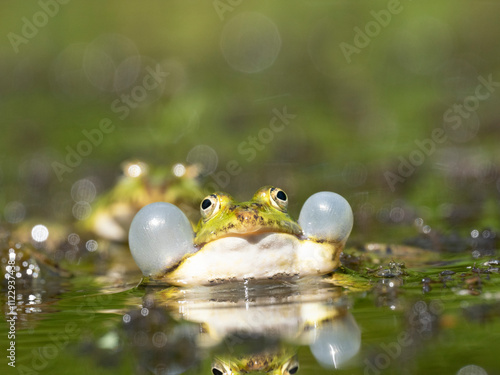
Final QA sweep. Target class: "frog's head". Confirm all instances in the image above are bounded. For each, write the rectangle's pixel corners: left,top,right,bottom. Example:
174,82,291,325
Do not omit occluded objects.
129,186,353,285
194,186,302,246
211,352,299,375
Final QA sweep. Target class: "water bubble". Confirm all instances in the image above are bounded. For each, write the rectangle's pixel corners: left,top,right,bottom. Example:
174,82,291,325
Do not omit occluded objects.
140,307,149,316
71,179,97,202
86,240,98,252
31,225,49,242
471,229,479,238
220,12,281,73
298,192,353,244
72,202,92,220
423,225,431,234
414,218,424,227
186,145,218,176
123,314,131,323
4,201,26,224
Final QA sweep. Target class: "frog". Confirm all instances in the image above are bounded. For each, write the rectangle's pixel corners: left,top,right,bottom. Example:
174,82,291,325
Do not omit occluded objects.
211,350,299,375
128,186,353,286
79,160,205,242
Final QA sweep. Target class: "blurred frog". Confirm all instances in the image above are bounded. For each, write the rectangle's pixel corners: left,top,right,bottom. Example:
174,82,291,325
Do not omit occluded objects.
212,350,299,375
79,161,205,242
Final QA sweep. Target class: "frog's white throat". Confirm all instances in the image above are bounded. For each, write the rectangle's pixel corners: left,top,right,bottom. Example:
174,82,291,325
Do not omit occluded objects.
167,233,339,286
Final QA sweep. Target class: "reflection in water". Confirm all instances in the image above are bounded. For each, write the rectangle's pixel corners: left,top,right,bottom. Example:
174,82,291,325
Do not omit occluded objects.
1,237,71,329
120,280,361,374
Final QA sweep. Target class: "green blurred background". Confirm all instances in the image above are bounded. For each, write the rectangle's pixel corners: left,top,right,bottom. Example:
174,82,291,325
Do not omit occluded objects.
1,0,499,242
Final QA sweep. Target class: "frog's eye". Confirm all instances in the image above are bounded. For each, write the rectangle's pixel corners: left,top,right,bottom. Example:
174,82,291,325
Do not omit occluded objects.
270,187,288,211
283,357,299,374
211,359,230,375
200,194,220,220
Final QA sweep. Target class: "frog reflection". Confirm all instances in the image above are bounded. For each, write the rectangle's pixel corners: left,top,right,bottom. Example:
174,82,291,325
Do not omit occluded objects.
118,281,362,373
211,345,299,375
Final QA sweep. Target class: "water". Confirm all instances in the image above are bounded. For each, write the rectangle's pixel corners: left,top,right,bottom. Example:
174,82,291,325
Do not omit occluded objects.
2,243,499,375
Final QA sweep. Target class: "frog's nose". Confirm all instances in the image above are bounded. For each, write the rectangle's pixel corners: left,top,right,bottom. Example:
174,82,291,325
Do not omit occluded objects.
233,207,263,231
236,210,255,222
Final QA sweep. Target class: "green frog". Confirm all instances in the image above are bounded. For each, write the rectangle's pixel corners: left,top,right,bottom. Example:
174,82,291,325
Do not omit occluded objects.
80,160,204,242
211,350,299,375
129,186,353,285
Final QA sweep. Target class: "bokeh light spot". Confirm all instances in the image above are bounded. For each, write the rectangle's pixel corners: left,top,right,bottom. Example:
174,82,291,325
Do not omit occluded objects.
4,201,26,224
186,145,218,176
71,179,97,202
456,364,488,375
172,163,186,177
72,202,92,220
220,12,281,73
31,225,49,242
86,240,98,252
